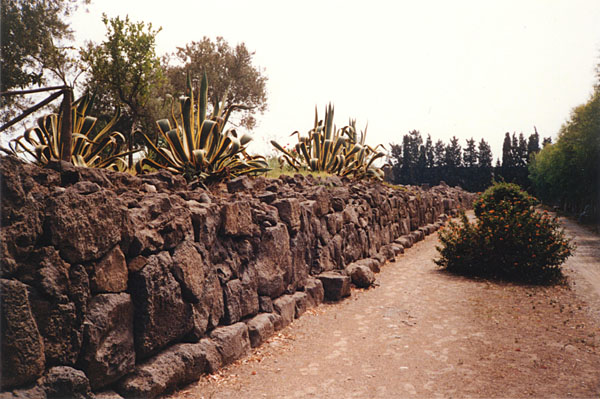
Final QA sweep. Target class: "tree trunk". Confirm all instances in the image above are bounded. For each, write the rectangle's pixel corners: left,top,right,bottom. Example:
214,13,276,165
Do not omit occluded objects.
60,89,72,162
128,119,136,169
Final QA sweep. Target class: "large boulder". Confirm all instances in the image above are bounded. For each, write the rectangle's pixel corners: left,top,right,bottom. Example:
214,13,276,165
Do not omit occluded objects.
0,279,45,389
80,293,135,390
129,252,193,359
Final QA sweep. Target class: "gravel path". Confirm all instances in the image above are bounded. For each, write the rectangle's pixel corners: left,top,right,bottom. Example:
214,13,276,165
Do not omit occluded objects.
168,217,600,399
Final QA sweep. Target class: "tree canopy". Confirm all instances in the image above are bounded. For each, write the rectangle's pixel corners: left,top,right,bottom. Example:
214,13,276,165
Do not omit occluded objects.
1,0,89,122
530,84,600,215
165,37,268,130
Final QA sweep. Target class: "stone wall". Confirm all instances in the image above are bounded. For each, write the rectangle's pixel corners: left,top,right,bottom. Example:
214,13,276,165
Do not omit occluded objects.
0,156,475,398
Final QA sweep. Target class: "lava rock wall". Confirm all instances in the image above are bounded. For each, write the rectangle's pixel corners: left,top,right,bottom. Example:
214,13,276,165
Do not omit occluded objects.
0,156,474,398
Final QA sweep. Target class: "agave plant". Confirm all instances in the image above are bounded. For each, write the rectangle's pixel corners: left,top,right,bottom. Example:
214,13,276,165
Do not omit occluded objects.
271,104,386,179
135,73,269,182
10,93,133,170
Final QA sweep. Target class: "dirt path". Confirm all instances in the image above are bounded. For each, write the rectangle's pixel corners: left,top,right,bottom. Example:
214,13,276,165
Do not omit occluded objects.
168,218,600,399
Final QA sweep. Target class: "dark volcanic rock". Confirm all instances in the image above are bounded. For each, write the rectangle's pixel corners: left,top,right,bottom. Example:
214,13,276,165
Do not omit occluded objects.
0,279,45,389
221,201,255,237
89,245,128,293
272,295,295,328
81,293,135,389
222,278,259,325
303,278,324,308
117,343,208,399
46,187,129,263
245,313,275,348
127,193,192,257
28,292,82,367
129,252,193,359
171,241,205,303
317,272,351,301
345,264,375,288
254,223,292,298
209,323,251,366
41,366,92,399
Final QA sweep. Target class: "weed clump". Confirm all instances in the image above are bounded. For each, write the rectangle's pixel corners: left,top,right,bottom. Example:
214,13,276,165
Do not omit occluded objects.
435,182,574,284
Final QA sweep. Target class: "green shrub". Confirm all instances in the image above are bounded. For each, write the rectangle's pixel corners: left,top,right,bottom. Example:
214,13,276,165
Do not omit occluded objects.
435,182,574,283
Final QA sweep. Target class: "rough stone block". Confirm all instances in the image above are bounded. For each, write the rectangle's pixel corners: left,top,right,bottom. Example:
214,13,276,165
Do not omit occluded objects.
292,291,309,319
317,272,351,301
129,252,193,359
272,198,301,232
42,366,92,399
117,343,208,399
81,293,135,389
0,279,45,389
345,264,375,288
221,201,255,237
245,313,275,348
272,295,296,328
209,323,251,366
303,278,324,308
90,246,128,293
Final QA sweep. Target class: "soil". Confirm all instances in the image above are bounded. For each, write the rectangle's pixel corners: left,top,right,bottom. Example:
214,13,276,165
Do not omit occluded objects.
166,215,600,399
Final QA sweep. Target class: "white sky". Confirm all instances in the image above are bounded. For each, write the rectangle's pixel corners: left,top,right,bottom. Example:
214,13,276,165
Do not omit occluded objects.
70,0,600,160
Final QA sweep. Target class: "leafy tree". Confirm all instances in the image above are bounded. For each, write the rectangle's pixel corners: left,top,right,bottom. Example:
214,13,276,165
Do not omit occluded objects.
389,143,402,168
1,0,89,123
463,138,477,168
527,128,541,162
477,139,493,168
514,132,528,167
80,14,164,167
530,85,600,216
424,134,435,168
501,132,513,167
542,136,552,147
165,37,268,130
444,136,462,167
433,139,446,167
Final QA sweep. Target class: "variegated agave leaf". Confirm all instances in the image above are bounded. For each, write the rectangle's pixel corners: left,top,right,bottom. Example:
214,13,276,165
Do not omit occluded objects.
135,71,269,182
9,93,134,170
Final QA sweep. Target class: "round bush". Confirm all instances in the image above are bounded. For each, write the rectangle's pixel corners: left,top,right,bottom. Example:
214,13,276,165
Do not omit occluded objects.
435,183,574,283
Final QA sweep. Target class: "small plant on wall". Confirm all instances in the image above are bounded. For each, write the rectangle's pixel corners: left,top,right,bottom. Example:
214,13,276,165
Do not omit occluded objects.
435,182,574,283
271,104,386,180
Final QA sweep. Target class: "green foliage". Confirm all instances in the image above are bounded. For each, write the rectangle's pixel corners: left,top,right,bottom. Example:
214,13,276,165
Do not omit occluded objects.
1,0,89,123
80,14,165,166
436,183,574,283
165,37,268,130
529,87,600,215
271,104,386,180
9,93,132,169
135,73,269,182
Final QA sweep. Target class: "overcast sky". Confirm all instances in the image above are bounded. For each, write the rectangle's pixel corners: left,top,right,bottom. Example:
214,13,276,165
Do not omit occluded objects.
70,0,600,160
